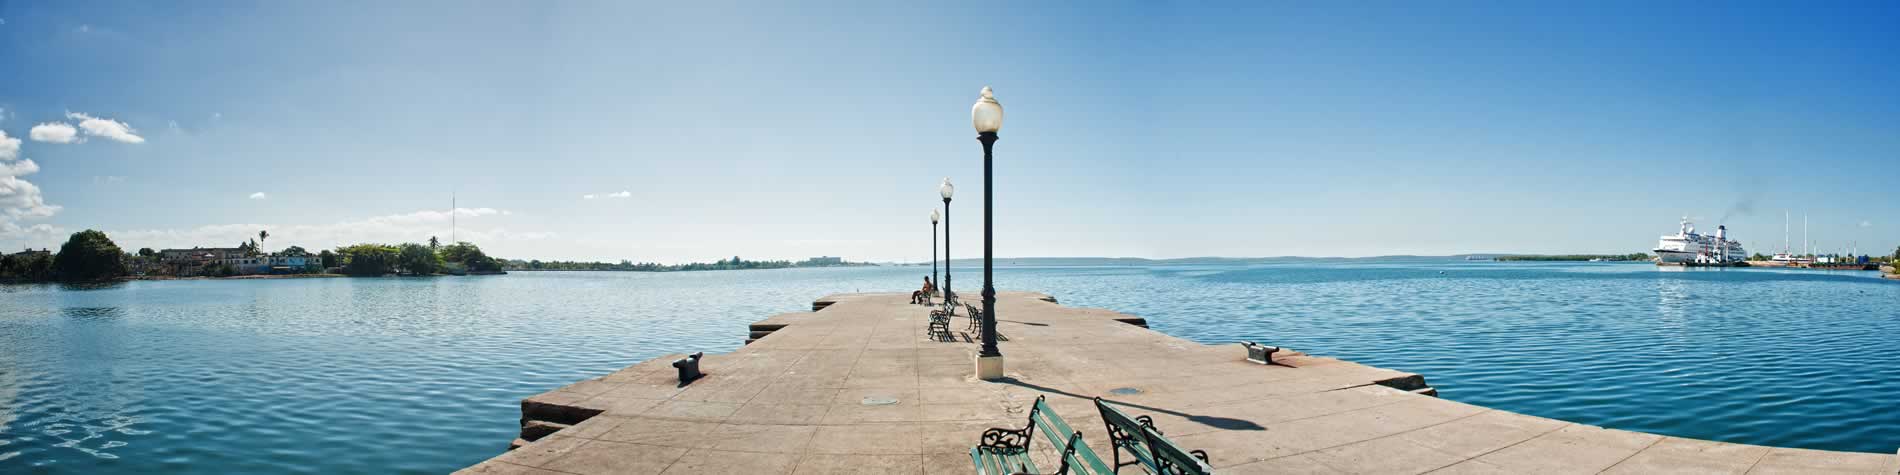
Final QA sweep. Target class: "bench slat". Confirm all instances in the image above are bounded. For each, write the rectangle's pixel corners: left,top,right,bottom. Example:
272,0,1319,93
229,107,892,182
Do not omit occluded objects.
972,447,1040,475
1007,451,1038,474
1027,399,1111,474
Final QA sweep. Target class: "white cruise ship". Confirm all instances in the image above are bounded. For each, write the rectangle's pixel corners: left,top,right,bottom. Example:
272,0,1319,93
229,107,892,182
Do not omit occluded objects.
1654,218,1746,265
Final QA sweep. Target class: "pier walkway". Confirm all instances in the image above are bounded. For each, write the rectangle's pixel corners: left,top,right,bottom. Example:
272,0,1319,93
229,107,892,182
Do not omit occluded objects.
460,292,1899,474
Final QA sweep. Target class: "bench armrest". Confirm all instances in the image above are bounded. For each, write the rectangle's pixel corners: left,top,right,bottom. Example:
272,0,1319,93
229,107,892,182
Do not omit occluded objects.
979,426,1032,450
1136,415,1161,434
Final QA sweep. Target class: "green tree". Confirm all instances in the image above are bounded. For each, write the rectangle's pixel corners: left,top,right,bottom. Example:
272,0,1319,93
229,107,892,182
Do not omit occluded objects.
51,230,128,282
337,244,399,276
437,241,480,263
397,243,441,276
1,253,55,281
259,230,269,247
280,246,309,257
318,249,338,269
428,236,440,249
137,247,157,258
437,241,502,273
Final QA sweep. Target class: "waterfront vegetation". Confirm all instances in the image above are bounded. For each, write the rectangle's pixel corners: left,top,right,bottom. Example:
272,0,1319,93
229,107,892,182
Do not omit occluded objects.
499,255,870,272
1,230,124,282
333,240,503,276
1494,253,1651,262
0,229,510,283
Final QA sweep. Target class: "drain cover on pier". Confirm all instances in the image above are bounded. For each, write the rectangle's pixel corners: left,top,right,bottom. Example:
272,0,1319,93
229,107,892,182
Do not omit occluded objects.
1108,387,1142,395
861,396,900,406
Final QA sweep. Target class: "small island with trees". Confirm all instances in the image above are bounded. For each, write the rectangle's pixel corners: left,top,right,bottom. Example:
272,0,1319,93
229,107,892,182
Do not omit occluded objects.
1,229,510,284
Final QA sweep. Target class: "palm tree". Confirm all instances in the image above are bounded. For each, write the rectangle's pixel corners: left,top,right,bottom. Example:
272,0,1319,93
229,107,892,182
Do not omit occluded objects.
259,230,269,248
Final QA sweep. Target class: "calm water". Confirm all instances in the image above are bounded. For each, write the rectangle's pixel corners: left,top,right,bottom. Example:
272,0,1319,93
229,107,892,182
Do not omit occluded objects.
2,261,1897,473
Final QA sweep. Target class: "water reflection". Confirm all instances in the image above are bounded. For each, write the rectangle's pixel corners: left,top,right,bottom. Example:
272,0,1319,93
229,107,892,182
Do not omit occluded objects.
57,282,126,292
61,307,124,321
2,263,1897,474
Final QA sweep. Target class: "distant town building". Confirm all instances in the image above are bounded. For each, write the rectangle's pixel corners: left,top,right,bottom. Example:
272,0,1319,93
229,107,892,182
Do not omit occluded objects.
10,248,52,259
802,256,844,266
159,247,248,276
157,247,322,276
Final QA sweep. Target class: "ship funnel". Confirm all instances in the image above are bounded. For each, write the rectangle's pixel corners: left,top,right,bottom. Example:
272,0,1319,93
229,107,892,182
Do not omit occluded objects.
1716,225,1726,240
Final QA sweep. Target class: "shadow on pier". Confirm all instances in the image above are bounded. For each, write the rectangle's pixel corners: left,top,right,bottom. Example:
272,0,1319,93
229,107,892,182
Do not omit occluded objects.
995,377,1266,431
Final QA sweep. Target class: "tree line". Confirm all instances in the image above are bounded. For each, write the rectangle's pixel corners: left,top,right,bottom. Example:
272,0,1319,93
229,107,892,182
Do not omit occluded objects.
332,239,504,276
1,230,128,282
500,255,846,272
1,229,508,283
1493,253,1653,262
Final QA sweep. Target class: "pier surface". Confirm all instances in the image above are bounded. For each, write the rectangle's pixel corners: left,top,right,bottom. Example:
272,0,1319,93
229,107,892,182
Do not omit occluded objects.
461,292,1899,474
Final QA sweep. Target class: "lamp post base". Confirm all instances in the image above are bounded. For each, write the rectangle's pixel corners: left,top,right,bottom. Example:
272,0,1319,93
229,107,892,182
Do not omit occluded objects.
974,354,1005,381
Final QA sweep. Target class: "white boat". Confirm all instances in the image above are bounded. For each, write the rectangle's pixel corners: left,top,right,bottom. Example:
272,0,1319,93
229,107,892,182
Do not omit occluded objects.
1654,218,1746,265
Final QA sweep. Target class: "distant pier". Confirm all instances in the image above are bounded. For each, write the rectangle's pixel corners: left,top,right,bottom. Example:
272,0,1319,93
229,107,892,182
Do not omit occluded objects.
459,292,1900,474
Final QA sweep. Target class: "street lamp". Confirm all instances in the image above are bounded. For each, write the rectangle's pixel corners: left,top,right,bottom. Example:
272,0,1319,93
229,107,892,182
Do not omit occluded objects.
930,209,941,296
940,177,954,303
972,86,1004,380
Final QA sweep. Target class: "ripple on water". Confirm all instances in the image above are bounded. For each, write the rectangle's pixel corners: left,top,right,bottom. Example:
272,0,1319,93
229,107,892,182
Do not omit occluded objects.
2,263,1898,474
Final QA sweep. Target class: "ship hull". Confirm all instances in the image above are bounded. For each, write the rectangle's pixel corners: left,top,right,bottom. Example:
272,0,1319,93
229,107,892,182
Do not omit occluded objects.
1654,250,1697,264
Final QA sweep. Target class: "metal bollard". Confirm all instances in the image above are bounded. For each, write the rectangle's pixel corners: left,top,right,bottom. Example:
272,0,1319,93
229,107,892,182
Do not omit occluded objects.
1242,341,1280,365
673,352,704,386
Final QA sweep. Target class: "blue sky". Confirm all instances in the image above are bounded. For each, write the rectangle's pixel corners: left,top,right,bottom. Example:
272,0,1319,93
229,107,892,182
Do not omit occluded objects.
2,1,1898,262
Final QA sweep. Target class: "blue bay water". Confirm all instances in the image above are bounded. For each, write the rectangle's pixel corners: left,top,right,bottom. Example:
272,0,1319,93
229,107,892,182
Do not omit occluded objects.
1,261,1897,473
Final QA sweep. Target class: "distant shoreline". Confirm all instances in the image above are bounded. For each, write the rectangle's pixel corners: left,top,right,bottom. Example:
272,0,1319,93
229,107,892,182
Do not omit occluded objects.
130,273,349,281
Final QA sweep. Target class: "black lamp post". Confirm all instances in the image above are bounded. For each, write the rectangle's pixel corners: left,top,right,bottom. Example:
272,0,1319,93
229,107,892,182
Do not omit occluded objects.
931,209,940,295
971,86,1004,362
940,178,954,302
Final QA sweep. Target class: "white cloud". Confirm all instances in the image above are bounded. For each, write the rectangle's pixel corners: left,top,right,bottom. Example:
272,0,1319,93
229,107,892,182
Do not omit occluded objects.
249,192,268,200
0,222,64,242
1,158,40,177
0,130,19,160
107,207,543,252
94,175,126,185
607,190,632,198
1859,220,1873,228
0,130,59,225
1,169,59,221
582,194,597,200
30,122,79,143
67,112,145,143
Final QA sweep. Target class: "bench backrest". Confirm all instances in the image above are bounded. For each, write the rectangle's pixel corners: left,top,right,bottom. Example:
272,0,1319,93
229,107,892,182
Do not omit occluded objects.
1097,398,1212,475
1143,425,1213,475
1029,397,1112,475
1095,398,1160,471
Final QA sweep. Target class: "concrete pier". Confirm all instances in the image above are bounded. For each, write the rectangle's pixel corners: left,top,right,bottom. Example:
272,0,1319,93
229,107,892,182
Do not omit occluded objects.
460,291,1900,474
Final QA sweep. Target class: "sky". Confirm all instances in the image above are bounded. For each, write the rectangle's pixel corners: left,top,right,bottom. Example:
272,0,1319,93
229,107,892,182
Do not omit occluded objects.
2,1,1899,263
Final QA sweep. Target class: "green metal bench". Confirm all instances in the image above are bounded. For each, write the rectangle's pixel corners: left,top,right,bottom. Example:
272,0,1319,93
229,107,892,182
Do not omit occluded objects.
1095,398,1212,474
971,396,1113,474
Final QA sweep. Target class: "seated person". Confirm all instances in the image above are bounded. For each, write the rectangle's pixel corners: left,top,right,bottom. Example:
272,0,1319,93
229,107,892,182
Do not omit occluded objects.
912,276,936,304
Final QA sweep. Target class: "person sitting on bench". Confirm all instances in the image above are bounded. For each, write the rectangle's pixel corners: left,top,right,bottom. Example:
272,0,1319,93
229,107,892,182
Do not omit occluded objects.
912,276,936,304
